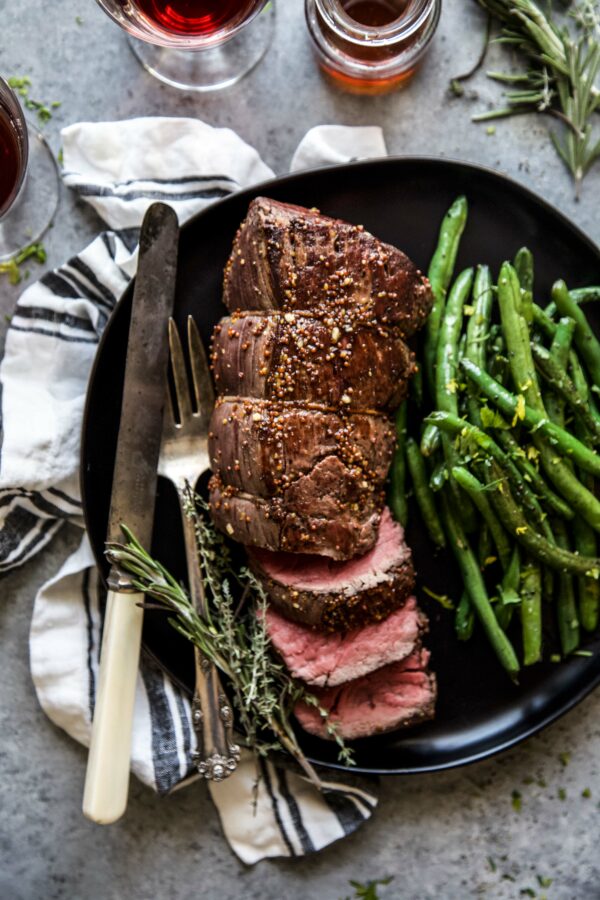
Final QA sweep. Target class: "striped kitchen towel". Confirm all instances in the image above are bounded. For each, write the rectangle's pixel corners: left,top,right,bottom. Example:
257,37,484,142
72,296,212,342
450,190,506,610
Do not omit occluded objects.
1,118,387,865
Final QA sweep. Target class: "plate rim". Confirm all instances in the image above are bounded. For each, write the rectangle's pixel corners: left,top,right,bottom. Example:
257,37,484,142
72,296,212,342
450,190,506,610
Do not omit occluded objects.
81,154,600,775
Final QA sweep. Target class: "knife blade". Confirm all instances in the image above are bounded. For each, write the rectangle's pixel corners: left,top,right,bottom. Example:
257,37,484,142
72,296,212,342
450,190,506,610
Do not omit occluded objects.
83,202,179,825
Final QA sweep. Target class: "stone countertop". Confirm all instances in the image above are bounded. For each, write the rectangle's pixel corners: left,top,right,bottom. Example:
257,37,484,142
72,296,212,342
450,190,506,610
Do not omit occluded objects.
1,2,600,898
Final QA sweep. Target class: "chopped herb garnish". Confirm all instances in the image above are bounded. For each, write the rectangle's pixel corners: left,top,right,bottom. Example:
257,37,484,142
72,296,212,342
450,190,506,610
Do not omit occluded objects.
520,890,536,898
558,787,567,801
487,857,497,873
582,788,592,799
511,789,522,812
347,877,393,900
0,242,46,285
559,751,571,767
422,586,455,610
7,75,59,126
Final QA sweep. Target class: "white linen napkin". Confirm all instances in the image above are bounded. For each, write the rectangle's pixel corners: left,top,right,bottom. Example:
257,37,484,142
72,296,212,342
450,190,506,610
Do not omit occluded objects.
0,118,387,865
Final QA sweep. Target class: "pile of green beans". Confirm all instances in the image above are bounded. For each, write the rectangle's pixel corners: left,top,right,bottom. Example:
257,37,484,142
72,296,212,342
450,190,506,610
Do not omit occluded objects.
391,196,600,679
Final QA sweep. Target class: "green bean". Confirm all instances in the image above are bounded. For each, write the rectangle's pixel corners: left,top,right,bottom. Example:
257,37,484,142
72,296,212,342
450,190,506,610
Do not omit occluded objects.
544,316,576,431
455,591,475,641
389,402,408,526
553,520,580,656
436,268,478,530
496,546,520,631
436,268,474,416
429,458,447,492
521,559,542,666
494,429,574,520
459,359,600,480
513,246,534,323
406,438,446,547
439,489,520,680
573,513,600,632
497,262,545,409
411,366,424,408
478,525,494,568
451,466,511,568
424,196,468,394
482,459,600,576
552,280,600,388
569,351,600,426
466,264,493,426
532,343,600,444
545,285,600,318
420,422,441,457
533,303,557,339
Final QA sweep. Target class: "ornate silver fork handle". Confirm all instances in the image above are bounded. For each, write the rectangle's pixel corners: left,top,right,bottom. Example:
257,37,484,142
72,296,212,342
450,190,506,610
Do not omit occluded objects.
178,498,240,781
159,317,240,782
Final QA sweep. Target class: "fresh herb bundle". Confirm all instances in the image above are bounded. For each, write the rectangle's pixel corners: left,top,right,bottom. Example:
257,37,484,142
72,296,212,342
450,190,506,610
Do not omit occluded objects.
106,490,354,787
471,0,600,192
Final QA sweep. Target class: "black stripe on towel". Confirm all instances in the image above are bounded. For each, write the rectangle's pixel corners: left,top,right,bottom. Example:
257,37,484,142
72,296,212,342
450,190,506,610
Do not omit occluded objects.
8,325,98,344
322,788,369,836
82,567,96,721
103,174,237,188
275,768,315,853
0,511,60,569
47,486,83,509
140,652,182,795
259,758,296,857
14,305,96,333
74,184,232,203
65,257,117,308
40,270,84,299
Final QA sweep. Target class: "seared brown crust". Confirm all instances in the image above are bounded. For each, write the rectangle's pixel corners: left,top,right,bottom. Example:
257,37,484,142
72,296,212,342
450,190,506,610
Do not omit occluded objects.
249,550,416,632
222,197,433,336
211,313,416,412
209,474,381,561
208,397,394,499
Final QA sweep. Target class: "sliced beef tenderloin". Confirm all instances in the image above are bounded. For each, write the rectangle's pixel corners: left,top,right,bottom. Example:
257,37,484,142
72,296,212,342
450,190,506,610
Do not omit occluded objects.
222,197,433,336
294,647,436,740
209,474,380,560
211,313,416,411
249,508,415,630
264,595,426,687
209,398,394,499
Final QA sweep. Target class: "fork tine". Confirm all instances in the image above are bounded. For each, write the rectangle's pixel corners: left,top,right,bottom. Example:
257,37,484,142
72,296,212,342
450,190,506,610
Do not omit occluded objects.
188,316,215,420
168,318,192,423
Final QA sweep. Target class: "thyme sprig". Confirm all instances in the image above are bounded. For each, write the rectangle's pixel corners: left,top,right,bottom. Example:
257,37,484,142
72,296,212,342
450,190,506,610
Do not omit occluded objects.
106,490,354,788
472,0,600,192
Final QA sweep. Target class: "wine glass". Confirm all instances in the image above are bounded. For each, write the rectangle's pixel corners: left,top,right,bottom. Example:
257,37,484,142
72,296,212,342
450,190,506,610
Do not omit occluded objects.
94,0,275,91
0,77,59,261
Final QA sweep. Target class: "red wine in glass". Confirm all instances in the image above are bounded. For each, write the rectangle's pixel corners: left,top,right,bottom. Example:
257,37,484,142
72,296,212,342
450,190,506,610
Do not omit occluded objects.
132,0,259,37
0,97,27,218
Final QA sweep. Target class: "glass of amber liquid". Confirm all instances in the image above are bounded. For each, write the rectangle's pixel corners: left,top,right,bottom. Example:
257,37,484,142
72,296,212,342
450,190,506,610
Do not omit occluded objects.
305,0,441,94
0,77,59,260
94,0,275,91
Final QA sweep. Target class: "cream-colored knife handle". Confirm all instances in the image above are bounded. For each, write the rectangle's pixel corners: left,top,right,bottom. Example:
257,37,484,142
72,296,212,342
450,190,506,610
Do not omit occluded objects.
82,589,144,824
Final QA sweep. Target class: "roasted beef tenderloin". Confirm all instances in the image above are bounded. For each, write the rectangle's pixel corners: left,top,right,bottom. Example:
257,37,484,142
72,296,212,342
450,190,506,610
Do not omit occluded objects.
209,473,380,560
208,398,394,499
294,647,437,740
211,313,415,412
248,508,415,629
222,197,433,336
264,595,426,687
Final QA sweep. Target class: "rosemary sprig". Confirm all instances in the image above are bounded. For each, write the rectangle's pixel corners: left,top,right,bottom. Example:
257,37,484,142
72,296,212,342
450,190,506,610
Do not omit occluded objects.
106,491,354,788
472,0,600,193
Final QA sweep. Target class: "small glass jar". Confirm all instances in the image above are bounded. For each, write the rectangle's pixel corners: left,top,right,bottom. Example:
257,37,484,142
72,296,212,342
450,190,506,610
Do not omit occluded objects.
305,0,441,95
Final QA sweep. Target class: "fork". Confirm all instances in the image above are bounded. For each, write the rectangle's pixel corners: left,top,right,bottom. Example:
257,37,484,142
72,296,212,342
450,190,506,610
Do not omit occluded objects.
159,316,240,782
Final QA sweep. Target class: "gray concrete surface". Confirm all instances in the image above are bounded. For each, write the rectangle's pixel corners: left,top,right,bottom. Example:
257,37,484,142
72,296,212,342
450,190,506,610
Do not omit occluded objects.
1,1,600,898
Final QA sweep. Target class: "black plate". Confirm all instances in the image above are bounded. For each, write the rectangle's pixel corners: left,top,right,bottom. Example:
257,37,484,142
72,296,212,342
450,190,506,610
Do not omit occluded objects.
82,157,600,775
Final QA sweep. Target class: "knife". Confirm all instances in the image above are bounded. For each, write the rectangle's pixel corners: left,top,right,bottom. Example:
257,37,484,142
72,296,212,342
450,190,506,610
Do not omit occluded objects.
83,202,179,825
